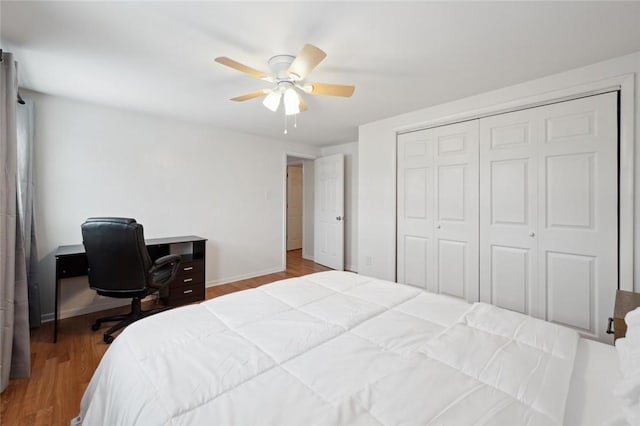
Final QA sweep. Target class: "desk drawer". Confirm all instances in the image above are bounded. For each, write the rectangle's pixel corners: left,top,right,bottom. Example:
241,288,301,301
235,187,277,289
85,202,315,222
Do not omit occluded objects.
175,260,205,280
165,281,204,306
169,280,204,298
160,259,205,307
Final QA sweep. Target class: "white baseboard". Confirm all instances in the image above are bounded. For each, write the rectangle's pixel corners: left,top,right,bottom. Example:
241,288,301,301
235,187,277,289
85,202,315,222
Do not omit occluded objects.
345,264,358,273
205,266,285,287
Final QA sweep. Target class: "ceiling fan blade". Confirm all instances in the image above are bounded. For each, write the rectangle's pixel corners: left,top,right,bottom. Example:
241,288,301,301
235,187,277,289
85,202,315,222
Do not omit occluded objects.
305,82,355,97
287,44,326,80
215,57,271,80
230,89,268,102
299,96,308,112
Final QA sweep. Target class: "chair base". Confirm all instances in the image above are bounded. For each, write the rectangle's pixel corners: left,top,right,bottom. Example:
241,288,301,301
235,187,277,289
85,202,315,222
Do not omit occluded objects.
92,297,170,344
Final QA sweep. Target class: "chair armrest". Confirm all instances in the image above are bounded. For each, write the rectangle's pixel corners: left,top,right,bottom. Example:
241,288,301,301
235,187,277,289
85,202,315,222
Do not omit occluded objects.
149,254,181,286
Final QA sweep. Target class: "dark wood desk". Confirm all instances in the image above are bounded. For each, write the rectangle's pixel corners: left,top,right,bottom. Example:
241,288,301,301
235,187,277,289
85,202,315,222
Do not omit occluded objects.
54,235,207,342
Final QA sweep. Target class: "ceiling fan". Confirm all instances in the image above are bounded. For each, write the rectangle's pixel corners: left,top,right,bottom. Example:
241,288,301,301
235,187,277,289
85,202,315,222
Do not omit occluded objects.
215,44,355,116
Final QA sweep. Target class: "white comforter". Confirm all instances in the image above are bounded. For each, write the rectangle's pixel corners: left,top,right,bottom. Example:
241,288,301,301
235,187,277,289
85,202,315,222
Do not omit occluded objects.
76,271,578,425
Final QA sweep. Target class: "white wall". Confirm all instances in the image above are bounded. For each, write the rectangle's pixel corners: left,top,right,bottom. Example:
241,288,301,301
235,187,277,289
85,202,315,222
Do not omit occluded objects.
30,91,321,320
321,142,358,272
358,51,640,288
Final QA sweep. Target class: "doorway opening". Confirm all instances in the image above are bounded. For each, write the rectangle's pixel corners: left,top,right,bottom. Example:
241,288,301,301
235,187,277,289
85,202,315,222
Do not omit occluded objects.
286,163,303,251
285,155,312,267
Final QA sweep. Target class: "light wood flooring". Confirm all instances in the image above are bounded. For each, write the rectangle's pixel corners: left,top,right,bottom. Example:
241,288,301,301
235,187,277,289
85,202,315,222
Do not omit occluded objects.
0,249,329,425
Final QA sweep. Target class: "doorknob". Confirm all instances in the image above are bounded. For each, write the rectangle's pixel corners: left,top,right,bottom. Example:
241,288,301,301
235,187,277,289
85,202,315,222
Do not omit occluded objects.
436,225,441,229
529,231,535,237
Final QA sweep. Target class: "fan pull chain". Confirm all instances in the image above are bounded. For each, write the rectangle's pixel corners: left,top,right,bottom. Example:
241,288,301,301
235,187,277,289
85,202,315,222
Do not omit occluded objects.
284,113,288,135
294,114,297,129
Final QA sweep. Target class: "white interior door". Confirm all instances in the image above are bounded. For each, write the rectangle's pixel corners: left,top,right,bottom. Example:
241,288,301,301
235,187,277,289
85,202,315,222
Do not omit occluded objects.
397,130,435,290
432,121,479,301
480,108,539,316
536,93,618,340
286,165,303,251
397,120,479,302
314,154,344,270
480,92,618,340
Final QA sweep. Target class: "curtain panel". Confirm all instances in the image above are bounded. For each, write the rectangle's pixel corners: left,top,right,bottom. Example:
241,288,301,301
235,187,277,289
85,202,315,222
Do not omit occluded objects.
0,51,31,393
17,97,41,328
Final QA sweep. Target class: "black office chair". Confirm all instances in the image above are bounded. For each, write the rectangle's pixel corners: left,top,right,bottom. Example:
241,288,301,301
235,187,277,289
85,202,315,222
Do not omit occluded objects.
81,217,181,343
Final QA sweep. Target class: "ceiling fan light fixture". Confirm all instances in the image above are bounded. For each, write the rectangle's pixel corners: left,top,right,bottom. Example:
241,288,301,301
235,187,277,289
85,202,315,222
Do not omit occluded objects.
262,91,282,112
283,88,301,116
301,84,313,93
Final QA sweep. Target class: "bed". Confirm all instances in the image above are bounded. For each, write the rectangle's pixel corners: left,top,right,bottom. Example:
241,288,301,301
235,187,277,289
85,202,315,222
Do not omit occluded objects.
74,271,625,425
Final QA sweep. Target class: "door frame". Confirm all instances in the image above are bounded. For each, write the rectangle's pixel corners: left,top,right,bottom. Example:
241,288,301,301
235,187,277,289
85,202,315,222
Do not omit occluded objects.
282,152,317,269
394,73,635,291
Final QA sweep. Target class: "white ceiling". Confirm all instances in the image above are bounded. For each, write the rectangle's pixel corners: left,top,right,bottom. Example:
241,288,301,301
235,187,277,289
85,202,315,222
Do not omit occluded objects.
2,2,640,146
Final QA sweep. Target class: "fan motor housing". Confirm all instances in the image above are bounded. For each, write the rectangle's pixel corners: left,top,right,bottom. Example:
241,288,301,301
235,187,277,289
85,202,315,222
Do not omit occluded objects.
268,55,296,80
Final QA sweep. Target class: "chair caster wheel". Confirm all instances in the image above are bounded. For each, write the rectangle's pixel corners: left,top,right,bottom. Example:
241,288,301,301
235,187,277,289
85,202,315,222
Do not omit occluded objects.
104,335,114,344
91,322,101,331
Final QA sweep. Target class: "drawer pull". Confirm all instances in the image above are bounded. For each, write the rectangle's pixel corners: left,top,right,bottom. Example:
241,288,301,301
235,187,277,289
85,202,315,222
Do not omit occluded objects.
606,317,614,334
183,289,193,294
183,266,193,271
183,278,193,283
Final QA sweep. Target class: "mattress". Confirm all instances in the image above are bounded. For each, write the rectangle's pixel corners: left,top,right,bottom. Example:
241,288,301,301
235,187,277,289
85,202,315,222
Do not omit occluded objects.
74,271,620,425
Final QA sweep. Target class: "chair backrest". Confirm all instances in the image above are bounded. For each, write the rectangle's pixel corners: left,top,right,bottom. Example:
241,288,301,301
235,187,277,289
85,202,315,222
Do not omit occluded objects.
81,217,153,294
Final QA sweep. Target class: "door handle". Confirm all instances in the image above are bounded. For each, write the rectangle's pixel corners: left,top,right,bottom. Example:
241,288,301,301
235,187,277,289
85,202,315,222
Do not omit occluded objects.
336,216,343,221
606,317,615,334
529,231,535,237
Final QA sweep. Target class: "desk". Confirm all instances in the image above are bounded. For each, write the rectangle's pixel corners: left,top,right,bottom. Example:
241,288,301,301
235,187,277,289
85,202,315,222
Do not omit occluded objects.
54,235,206,342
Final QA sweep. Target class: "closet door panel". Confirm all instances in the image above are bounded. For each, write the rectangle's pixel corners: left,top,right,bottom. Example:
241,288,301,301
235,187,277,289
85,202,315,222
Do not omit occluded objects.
438,239,467,298
398,120,479,301
403,236,431,287
490,159,529,225
546,251,594,331
546,153,594,229
537,92,618,339
480,109,538,315
397,131,435,291
491,245,529,314
433,120,479,302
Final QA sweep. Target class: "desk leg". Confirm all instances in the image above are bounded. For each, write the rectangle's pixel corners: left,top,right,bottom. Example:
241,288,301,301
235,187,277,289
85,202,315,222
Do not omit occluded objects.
54,275,59,343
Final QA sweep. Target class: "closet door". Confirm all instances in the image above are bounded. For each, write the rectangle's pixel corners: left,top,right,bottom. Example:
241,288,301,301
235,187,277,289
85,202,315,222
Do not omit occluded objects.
397,120,479,301
480,109,539,316
397,130,435,291
432,121,479,301
536,93,618,339
480,92,618,339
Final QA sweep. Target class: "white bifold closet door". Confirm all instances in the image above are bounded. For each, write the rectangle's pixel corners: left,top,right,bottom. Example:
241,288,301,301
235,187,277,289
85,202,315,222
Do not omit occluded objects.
480,92,618,340
397,120,479,302
398,92,618,340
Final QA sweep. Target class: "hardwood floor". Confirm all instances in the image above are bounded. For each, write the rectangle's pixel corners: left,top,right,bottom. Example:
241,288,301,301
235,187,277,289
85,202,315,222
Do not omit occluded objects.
0,249,329,425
